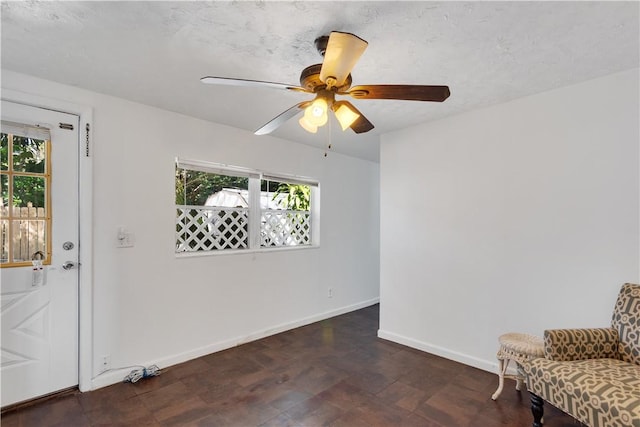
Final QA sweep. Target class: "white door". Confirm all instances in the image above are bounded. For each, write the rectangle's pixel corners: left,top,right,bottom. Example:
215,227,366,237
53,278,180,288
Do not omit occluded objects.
1,100,79,407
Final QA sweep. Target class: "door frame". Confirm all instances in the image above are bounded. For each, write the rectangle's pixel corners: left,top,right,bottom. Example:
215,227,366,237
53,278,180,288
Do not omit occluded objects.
1,89,93,393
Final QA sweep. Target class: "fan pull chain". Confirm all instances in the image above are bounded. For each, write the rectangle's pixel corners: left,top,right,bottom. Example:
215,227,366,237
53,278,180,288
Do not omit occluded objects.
324,114,332,157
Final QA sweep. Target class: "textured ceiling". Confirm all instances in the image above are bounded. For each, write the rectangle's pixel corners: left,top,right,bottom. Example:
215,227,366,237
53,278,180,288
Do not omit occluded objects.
1,1,638,162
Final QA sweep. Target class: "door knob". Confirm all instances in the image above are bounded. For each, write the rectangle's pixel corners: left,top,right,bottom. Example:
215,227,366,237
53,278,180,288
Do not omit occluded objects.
62,261,77,270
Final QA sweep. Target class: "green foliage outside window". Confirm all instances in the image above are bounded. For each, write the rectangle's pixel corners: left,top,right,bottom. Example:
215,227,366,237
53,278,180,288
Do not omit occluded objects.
273,183,310,211
174,165,311,211
175,167,248,206
1,133,46,208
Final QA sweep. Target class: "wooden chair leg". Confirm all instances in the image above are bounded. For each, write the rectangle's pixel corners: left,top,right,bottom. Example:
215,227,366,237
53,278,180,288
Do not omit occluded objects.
531,393,544,427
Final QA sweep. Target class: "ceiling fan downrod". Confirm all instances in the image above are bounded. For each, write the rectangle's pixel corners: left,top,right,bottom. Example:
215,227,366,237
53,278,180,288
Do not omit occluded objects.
314,35,329,57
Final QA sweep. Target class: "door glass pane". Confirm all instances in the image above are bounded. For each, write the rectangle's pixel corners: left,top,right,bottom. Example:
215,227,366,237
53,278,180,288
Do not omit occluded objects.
0,133,7,171
13,175,46,209
1,173,7,209
0,220,8,263
2,131,50,267
9,219,46,263
12,136,46,173
10,173,47,263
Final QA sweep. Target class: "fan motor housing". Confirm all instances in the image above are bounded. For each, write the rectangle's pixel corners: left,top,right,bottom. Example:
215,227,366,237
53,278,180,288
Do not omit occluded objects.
300,64,352,92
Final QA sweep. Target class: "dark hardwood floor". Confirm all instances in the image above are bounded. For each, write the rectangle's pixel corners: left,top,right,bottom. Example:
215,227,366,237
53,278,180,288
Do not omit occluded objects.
2,304,580,426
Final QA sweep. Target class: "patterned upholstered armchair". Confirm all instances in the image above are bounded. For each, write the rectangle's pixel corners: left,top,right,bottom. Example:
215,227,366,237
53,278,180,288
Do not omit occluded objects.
526,283,640,427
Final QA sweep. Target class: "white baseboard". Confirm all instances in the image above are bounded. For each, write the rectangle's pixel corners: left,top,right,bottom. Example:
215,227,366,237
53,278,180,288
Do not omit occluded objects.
91,298,380,390
377,329,514,376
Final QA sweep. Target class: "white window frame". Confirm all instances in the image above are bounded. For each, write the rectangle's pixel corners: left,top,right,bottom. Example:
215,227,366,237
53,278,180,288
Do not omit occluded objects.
175,158,320,257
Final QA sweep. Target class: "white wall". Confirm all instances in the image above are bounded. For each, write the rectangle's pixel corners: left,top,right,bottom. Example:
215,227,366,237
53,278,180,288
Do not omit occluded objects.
1,70,380,389
379,69,640,372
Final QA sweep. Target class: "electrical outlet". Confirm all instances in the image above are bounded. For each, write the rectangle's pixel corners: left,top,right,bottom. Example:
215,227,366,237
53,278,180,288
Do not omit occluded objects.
328,288,333,298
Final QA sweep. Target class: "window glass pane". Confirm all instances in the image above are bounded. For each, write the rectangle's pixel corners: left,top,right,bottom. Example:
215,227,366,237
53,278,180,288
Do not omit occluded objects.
175,167,250,252
12,136,46,173
260,179,311,248
261,179,311,211
1,174,8,209
175,168,184,205
260,179,279,193
1,133,7,171
176,167,248,206
13,176,46,209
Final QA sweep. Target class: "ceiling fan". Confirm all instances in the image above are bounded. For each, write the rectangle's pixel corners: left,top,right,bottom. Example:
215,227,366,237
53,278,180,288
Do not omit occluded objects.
201,31,450,135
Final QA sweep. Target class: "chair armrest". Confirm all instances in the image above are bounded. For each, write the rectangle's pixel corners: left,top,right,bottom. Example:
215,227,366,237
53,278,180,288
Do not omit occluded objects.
544,328,619,361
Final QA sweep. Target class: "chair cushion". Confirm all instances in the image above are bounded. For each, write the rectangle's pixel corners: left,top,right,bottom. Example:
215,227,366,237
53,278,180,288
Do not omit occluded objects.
611,283,640,365
527,358,640,427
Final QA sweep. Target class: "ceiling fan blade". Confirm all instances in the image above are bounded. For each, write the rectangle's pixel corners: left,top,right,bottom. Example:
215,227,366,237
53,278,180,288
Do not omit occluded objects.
254,101,311,135
319,32,368,87
334,101,374,134
200,76,309,93
345,85,450,102
350,114,374,134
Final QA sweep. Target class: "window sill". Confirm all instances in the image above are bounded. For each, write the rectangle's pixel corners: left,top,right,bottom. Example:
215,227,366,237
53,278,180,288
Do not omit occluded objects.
175,244,320,259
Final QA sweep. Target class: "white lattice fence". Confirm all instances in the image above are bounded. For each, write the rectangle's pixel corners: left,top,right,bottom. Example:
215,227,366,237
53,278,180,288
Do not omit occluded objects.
176,206,249,251
261,210,311,247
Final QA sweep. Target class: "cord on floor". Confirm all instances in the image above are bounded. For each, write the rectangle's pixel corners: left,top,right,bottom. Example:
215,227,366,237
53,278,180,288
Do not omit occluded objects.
123,365,161,383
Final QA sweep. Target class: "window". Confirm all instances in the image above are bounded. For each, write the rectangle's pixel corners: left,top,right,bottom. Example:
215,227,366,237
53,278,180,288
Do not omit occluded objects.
1,122,51,267
260,176,312,247
175,159,318,254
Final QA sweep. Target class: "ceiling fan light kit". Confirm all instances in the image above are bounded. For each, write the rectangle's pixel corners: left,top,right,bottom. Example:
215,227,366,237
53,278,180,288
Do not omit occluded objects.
299,94,330,133
304,95,329,127
298,116,318,134
333,101,360,131
201,31,450,136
